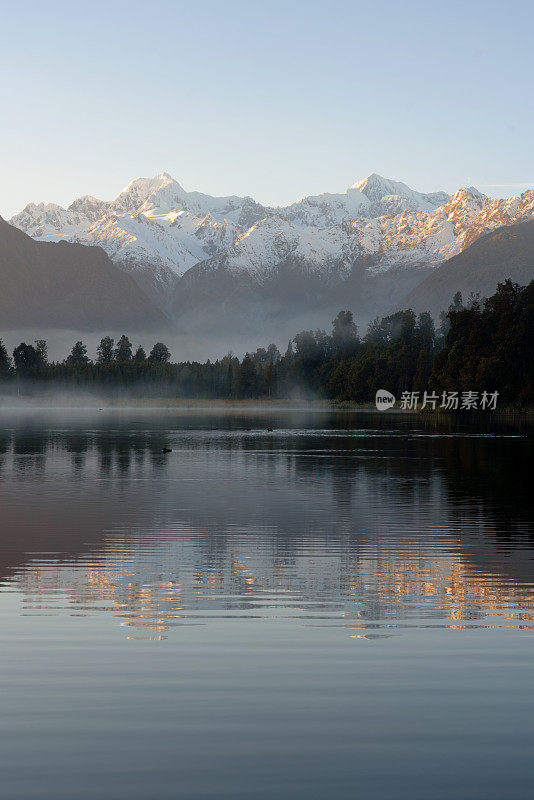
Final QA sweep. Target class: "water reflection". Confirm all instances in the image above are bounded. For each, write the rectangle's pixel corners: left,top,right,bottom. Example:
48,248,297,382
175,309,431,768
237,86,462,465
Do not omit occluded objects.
0,412,532,637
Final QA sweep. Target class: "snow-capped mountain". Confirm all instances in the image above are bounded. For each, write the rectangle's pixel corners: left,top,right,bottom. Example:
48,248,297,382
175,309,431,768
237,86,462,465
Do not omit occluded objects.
354,186,534,272
10,172,268,306
169,185,534,285
10,171,534,330
10,170,453,285
278,173,449,227
107,172,269,227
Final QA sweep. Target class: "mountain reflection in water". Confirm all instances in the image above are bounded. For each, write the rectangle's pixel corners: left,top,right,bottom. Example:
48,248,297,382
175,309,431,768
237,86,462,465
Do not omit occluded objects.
0,411,532,637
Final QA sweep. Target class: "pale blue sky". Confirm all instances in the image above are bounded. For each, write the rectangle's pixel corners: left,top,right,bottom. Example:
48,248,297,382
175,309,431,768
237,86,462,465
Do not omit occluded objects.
1,0,532,217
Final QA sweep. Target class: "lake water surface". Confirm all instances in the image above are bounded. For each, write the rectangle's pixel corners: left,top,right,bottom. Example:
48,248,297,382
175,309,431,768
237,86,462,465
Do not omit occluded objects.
0,409,533,799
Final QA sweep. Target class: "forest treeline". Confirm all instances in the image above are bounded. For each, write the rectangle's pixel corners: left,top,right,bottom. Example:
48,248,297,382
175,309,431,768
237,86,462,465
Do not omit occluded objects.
0,279,532,408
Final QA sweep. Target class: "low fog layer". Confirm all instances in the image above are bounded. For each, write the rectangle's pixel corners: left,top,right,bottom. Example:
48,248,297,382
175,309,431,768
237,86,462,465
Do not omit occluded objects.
0,308,357,364
0,329,271,364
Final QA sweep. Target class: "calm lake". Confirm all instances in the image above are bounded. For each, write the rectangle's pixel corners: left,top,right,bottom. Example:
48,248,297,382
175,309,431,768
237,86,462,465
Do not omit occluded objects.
0,409,533,799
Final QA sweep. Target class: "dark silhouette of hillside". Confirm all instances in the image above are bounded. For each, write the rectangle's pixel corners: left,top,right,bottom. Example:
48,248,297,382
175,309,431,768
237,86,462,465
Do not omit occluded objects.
398,221,534,318
0,216,171,331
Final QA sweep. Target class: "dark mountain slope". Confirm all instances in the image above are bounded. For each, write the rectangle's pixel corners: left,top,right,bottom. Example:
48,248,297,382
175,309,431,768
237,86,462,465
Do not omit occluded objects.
397,221,534,318
0,216,170,330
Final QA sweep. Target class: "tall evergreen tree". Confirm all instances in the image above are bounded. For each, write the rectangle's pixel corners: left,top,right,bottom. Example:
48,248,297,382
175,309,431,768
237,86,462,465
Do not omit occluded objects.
222,353,235,397
115,335,133,362
267,343,281,363
451,291,464,311
265,360,276,397
97,336,114,364
134,345,147,363
232,355,258,397
438,291,465,339
365,316,387,344
332,310,359,357
0,339,12,378
66,341,90,366
413,312,436,391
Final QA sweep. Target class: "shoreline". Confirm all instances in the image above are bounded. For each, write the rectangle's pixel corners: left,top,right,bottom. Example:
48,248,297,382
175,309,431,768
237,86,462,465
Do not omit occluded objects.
0,396,532,417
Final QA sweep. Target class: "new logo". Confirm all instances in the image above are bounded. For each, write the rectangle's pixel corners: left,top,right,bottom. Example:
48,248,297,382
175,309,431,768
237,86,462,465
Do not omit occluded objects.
375,390,395,410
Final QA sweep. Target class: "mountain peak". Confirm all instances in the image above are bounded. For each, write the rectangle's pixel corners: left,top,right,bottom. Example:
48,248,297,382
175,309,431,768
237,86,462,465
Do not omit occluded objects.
345,173,451,214
354,171,388,186
22,201,60,214
464,186,486,199
448,186,487,203
111,173,185,214
350,174,412,200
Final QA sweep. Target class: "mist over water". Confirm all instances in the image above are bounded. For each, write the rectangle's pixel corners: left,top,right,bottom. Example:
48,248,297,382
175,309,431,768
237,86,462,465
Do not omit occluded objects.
0,410,533,799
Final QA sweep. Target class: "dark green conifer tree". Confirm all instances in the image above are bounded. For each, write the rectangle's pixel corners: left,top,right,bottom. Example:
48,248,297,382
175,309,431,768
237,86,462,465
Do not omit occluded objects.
0,339,12,378
332,310,359,357
115,335,133,362
66,341,90,366
97,337,114,364
233,355,258,398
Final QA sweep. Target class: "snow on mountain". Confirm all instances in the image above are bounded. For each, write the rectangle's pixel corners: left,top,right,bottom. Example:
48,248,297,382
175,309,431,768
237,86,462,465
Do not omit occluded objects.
353,173,449,211
278,172,450,227
197,215,361,283
198,186,534,284
67,195,110,222
234,186,534,282
278,186,371,227
10,173,534,313
10,173,269,290
351,188,488,272
83,210,240,274
108,172,269,225
359,187,534,272
11,201,93,239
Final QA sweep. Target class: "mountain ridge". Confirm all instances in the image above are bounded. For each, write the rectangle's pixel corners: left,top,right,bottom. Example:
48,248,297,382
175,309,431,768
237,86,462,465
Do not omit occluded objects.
9,172,534,333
